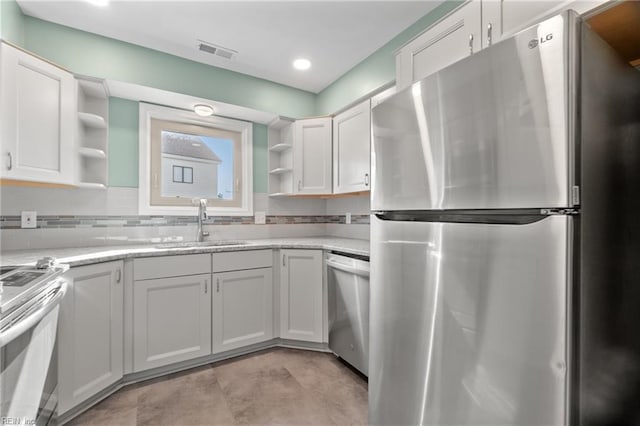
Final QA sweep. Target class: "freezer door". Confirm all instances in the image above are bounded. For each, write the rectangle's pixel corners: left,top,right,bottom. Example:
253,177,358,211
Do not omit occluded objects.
369,215,570,426
372,12,576,211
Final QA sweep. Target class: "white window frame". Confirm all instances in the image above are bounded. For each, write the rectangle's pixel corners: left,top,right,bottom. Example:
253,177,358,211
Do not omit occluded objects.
139,103,253,216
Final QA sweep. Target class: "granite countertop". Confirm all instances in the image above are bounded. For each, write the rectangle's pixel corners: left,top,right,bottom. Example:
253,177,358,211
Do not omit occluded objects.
0,237,370,268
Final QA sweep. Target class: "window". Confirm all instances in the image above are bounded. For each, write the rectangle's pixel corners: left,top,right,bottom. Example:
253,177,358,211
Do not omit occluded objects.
172,166,193,184
139,104,253,215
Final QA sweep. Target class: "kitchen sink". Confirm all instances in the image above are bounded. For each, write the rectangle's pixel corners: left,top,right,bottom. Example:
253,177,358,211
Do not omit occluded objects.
154,240,249,249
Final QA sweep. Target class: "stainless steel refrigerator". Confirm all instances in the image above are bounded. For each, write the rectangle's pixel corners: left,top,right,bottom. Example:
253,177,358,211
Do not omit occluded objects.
370,11,640,426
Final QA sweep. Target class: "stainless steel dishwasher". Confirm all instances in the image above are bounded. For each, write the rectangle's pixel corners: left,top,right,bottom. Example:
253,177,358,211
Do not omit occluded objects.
327,251,370,376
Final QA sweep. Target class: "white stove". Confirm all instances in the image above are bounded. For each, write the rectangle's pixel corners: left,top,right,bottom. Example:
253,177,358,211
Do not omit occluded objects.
0,258,68,426
0,258,68,315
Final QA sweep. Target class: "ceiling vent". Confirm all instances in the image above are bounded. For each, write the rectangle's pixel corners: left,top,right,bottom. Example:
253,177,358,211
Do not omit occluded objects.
197,40,237,60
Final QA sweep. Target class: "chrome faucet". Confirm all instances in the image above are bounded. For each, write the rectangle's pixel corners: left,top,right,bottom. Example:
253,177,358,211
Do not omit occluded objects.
196,198,210,242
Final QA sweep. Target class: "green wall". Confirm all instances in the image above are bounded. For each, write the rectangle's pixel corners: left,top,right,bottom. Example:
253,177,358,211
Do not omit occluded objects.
252,123,268,193
108,98,138,187
315,1,463,115
22,17,315,119
7,0,463,191
0,0,25,46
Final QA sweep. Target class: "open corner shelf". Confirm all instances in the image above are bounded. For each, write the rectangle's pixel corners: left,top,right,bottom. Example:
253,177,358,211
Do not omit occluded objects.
79,147,106,159
269,167,292,175
269,143,292,153
76,76,108,189
78,112,107,129
76,182,106,190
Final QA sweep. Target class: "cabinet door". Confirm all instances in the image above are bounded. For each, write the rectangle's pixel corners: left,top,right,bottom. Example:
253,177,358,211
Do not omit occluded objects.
396,0,482,91
0,43,75,184
133,274,211,372
212,268,273,353
279,250,323,342
58,261,123,415
333,100,371,194
482,0,607,45
293,117,332,194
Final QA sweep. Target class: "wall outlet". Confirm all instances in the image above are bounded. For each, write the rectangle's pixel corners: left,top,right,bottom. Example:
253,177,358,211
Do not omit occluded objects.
254,211,266,225
345,212,351,224
21,211,37,229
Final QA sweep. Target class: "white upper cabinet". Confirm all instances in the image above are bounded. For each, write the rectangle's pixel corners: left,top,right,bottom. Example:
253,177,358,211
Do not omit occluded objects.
483,0,607,45
0,43,76,184
396,0,482,91
293,117,332,194
332,100,371,194
396,0,608,91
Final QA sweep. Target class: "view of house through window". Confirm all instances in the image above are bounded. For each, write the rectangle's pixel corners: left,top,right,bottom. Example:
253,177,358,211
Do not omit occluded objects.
150,119,243,208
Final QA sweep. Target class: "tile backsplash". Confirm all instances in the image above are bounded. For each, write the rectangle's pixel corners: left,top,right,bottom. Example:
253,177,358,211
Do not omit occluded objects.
0,214,370,229
0,186,371,250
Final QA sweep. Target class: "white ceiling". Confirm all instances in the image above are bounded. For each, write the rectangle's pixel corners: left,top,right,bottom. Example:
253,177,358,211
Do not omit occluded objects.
16,1,443,93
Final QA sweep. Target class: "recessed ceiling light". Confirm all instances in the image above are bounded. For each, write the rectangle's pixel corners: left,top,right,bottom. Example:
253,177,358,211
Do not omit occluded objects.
293,58,311,71
86,0,109,6
194,104,214,117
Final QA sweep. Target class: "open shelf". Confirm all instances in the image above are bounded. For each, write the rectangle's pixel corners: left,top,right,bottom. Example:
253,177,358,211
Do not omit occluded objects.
76,76,109,188
269,143,292,153
268,117,295,196
269,167,292,175
79,147,106,159
78,112,107,129
76,182,107,190
78,78,108,100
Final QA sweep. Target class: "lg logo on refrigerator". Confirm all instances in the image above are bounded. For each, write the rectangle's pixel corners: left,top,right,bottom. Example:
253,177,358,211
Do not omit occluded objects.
528,33,554,49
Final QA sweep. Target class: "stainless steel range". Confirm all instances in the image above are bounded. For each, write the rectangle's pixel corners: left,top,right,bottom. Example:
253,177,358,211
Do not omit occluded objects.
0,258,68,426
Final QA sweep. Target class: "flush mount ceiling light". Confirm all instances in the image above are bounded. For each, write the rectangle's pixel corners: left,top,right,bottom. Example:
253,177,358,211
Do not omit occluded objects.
293,58,311,71
194,104,214,117
86,0,109,6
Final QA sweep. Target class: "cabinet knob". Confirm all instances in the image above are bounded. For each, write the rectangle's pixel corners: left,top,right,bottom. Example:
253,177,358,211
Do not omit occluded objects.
205,279,208,294
216,278,220,293
297,180,302,191
6,152,12,171
364,173,369,186
115,269,121,283
487,23,493,46
469,34,474,55
283,254,286,267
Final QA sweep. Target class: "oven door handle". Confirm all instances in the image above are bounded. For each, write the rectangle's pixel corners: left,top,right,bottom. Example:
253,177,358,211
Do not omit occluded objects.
0,280,68,347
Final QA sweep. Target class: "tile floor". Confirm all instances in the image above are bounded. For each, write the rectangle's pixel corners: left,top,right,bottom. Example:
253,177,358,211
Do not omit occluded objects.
67,348,368,426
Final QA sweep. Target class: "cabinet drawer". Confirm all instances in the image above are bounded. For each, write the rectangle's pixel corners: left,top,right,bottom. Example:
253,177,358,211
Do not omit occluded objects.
212,250,272,272
134,254,210,280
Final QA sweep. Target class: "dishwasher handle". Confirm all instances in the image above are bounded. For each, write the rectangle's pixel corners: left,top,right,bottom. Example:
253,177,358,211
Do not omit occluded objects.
326,259,370,277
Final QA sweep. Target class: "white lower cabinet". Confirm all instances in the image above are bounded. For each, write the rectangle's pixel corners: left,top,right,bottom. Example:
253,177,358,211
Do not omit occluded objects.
133,274,211,372
58,261,123,415
212,268,273,353
279,249,323,343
